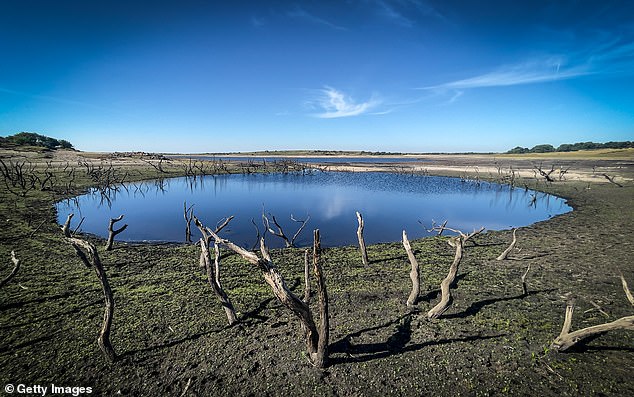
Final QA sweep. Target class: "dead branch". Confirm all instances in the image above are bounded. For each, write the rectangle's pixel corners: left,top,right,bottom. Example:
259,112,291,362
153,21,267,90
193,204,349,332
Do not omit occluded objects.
303,249,311,304
61,213,74,237
192,216,238,325
496,228,517,260
402,230,420,307
262,213,309,248
356,211,369,265
290,214,311,246
427,226,484,319
521,264,531,296
198,238,238,325
105,215,128,251
534,163,556,182
551,304,634,351
184,201,194,243
620,272,634,306
206,226,330,367
0,251,21,288
312,229,329,368
602,173,623,187
67,237,117,362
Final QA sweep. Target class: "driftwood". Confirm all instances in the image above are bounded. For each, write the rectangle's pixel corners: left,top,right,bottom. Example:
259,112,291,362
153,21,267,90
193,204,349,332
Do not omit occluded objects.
0,251,21,288
67,237,117,362
551,304,634,351
496,228,517,260
206,227,329,367
193,216,238,325
356,211,369,265
105,215,128,251
402,230,420,307
427,226,484,319
620,273,634,306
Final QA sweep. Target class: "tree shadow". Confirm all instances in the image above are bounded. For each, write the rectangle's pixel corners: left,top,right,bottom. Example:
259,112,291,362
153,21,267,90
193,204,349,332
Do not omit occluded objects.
442,289,555,320
369,254,407,264
329,312,505,365
239,297,275,325
120,327,224,362
0,291,77,311
557,333,634,353
0,299,101,330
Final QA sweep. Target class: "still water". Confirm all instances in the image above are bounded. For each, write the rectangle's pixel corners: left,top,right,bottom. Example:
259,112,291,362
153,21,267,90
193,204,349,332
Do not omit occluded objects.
56,172,571,248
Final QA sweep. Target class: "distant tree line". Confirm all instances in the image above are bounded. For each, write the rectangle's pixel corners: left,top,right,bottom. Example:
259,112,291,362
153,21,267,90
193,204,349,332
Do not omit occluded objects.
507,141,634,154
0,132,73,150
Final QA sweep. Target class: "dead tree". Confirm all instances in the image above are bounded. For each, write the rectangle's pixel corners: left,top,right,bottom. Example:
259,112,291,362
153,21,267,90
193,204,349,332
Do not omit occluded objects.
67,237,117,362
602,173,623,187
496,228,517,260
0,251,21,288
551,304,634,352
192,216,238,325
200,238,238,326
427,226,484,319
534,163,556,183
183,201,194,243
262,212,310,248
403,231,420,307
621,273,634,306
303,249,311,303
61,213,74,237
205,227,330,367
105,215,128,251
356,211,369,265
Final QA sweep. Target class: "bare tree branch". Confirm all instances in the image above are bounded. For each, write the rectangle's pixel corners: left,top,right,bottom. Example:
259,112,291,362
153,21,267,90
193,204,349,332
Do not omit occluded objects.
105,215,128,251
551,304,634,351
496,228,517,261
620,272,634,307
0,251,21,288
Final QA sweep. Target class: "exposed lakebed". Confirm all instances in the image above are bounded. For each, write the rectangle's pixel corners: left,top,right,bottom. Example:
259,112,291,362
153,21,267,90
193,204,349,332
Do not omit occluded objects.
56,171,571,247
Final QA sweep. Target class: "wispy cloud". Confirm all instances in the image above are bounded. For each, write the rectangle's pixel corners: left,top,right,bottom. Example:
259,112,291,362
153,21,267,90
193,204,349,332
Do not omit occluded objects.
309,87,380,118
370,0,446,27
286,7,346,31
428,57,589,91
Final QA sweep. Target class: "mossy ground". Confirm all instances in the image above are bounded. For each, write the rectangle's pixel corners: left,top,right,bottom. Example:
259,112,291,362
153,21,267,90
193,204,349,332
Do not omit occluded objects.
1,149,633,396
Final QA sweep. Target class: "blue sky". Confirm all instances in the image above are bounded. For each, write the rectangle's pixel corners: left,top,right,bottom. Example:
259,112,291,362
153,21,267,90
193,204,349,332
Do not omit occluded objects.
1,0,633,153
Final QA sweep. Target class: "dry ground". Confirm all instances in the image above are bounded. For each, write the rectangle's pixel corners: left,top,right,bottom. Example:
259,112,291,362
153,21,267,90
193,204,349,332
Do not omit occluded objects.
0,148,633,396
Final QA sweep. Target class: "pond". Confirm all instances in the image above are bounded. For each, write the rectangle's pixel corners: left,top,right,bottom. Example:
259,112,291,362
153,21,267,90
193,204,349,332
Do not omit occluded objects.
173,155,426,164
56,171,572,248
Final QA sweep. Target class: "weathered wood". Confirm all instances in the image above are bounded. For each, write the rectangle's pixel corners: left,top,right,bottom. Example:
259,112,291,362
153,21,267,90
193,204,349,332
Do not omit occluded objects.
67,238,117,362
496,228,517,260
262,213,310,248
206,226,329,367
303,249,311,304
192,216,238,325
427,226,484,319
620,273,634,306
551,304,634,351
312,229,329,368
356,211,369,265
0,251,21,288
61,213,74,237
602,173,623,187
105,215,128,251
402,230,420,307
199,238,238,325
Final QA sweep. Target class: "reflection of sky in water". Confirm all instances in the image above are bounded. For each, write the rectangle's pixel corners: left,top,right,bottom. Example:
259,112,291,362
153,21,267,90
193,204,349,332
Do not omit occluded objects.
56,172,571,248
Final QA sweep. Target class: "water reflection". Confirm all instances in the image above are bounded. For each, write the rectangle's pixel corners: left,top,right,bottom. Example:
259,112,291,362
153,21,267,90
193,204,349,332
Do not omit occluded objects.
56,172,571,248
